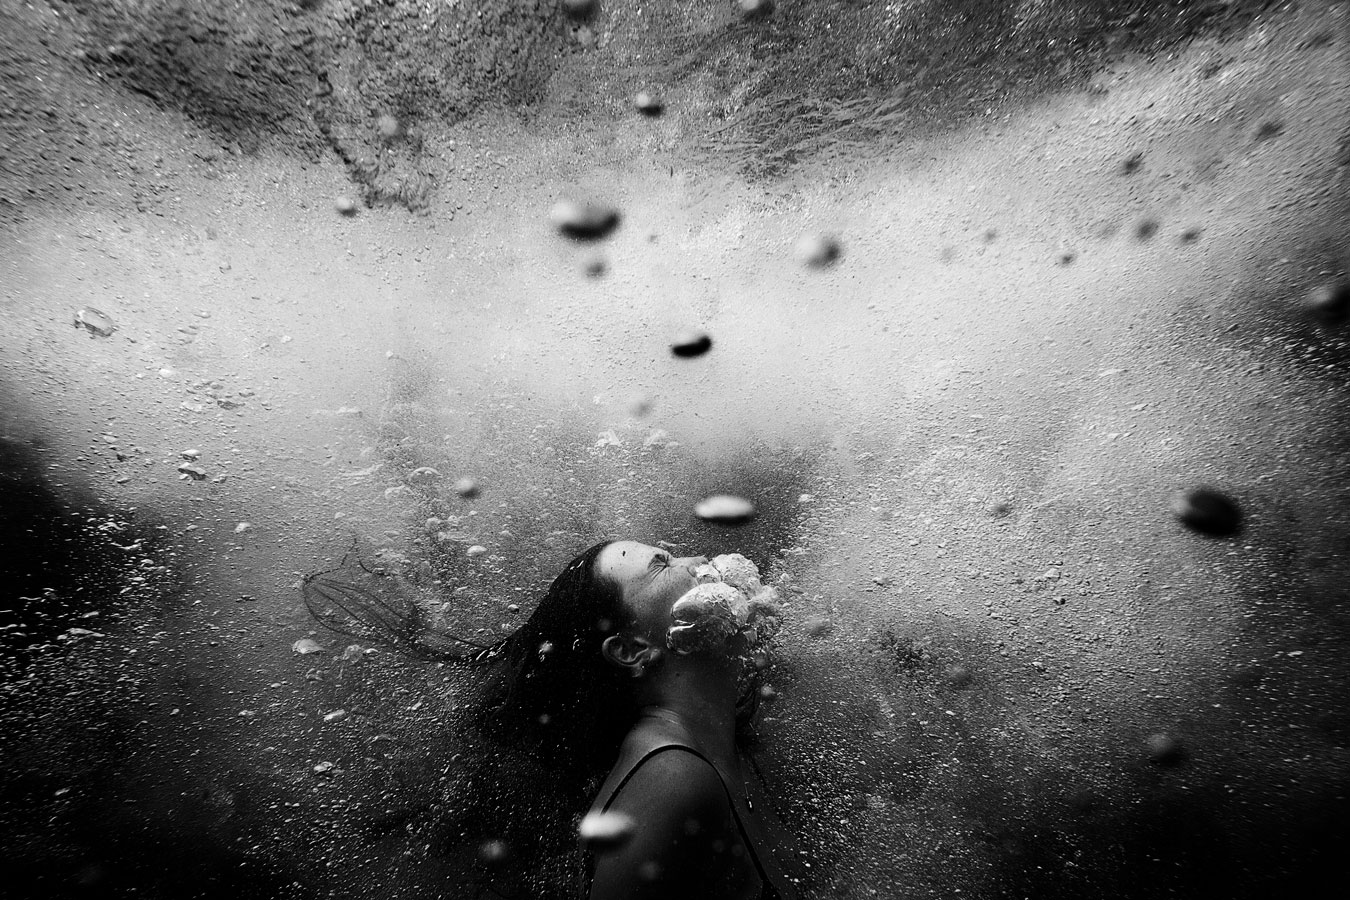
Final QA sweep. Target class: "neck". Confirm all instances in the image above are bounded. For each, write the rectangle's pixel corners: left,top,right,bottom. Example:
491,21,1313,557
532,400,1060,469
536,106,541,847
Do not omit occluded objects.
638,656,740,767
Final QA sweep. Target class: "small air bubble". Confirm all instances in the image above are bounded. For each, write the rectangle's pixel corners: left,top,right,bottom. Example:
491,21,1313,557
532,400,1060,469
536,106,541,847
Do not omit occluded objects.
74,307,116,337
694,494,756,526
1146,733,1186,766
670,330,713,358
550,199,619,240
578,811,637,851
634,92,664,116
1171,487,1242,537
794,233,842,268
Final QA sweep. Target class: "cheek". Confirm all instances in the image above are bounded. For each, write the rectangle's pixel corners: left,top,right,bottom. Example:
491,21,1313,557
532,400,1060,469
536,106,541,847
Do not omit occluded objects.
626,587,676,637
652,588,683,629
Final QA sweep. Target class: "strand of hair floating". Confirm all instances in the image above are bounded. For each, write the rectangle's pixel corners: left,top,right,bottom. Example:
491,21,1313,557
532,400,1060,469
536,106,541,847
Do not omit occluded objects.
302,572,407,638
303,569,509,664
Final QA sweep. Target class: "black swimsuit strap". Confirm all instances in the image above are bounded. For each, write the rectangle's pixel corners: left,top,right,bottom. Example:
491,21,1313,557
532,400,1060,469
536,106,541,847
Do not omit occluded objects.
597,744,697,815
594,742,795,900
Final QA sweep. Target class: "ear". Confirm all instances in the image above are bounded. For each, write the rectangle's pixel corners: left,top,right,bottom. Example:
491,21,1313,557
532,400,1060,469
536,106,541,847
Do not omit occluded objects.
601,634,665,676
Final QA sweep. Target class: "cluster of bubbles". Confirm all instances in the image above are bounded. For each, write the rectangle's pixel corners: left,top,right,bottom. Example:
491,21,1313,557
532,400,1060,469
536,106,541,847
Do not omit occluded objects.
665,553,782,660
667,554,784,738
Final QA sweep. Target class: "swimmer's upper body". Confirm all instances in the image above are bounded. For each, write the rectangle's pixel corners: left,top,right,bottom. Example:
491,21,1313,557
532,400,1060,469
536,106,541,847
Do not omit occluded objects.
588,712,763,900
586,541,790,900
306,536,795,897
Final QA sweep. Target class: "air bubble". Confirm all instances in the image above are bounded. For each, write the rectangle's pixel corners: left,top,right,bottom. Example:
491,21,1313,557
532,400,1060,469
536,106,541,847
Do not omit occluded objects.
478,840,510,865
74,307,116,337
945,665,973,688
550,200,620,240
1171,487,1242,537
634,92,664,116
794,233,842,268
582,254,607,277
627,394,653,417
694,494,756,526
804,617,834,638
670,331,713,358
1254,120,1284,142
578,811,636,851
1146,733,1186,766
1306,278,1349,325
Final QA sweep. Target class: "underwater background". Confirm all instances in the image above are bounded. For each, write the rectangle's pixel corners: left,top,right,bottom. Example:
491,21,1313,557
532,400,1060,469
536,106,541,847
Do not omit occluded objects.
2,1,1347,897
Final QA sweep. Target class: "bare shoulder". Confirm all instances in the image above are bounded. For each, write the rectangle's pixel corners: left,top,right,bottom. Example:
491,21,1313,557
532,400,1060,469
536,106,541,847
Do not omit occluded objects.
590,744,759,899
608,745,728,821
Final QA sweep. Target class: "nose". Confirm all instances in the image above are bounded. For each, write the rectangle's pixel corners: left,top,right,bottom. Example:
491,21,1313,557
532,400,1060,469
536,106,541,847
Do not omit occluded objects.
682,555,708,571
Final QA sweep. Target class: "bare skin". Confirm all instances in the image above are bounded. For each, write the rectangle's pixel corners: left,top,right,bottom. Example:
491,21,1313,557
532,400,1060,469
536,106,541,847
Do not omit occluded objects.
590,541,763,900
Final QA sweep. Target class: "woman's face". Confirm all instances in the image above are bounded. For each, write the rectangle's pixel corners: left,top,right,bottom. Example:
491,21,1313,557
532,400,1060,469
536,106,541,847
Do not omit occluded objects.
596,541,708,638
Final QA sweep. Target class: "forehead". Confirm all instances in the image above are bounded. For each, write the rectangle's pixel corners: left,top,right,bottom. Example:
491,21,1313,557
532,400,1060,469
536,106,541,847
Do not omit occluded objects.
596,540,658,582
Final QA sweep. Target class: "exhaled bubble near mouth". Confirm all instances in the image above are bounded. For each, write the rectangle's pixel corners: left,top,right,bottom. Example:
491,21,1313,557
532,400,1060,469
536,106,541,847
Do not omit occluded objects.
665,557,783,657
666,582,742,655
709,553,763,595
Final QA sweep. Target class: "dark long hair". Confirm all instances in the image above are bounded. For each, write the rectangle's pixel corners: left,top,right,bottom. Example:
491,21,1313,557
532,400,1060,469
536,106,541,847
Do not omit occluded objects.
471,540,642,771
303,540,638,767
303,540,640,897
